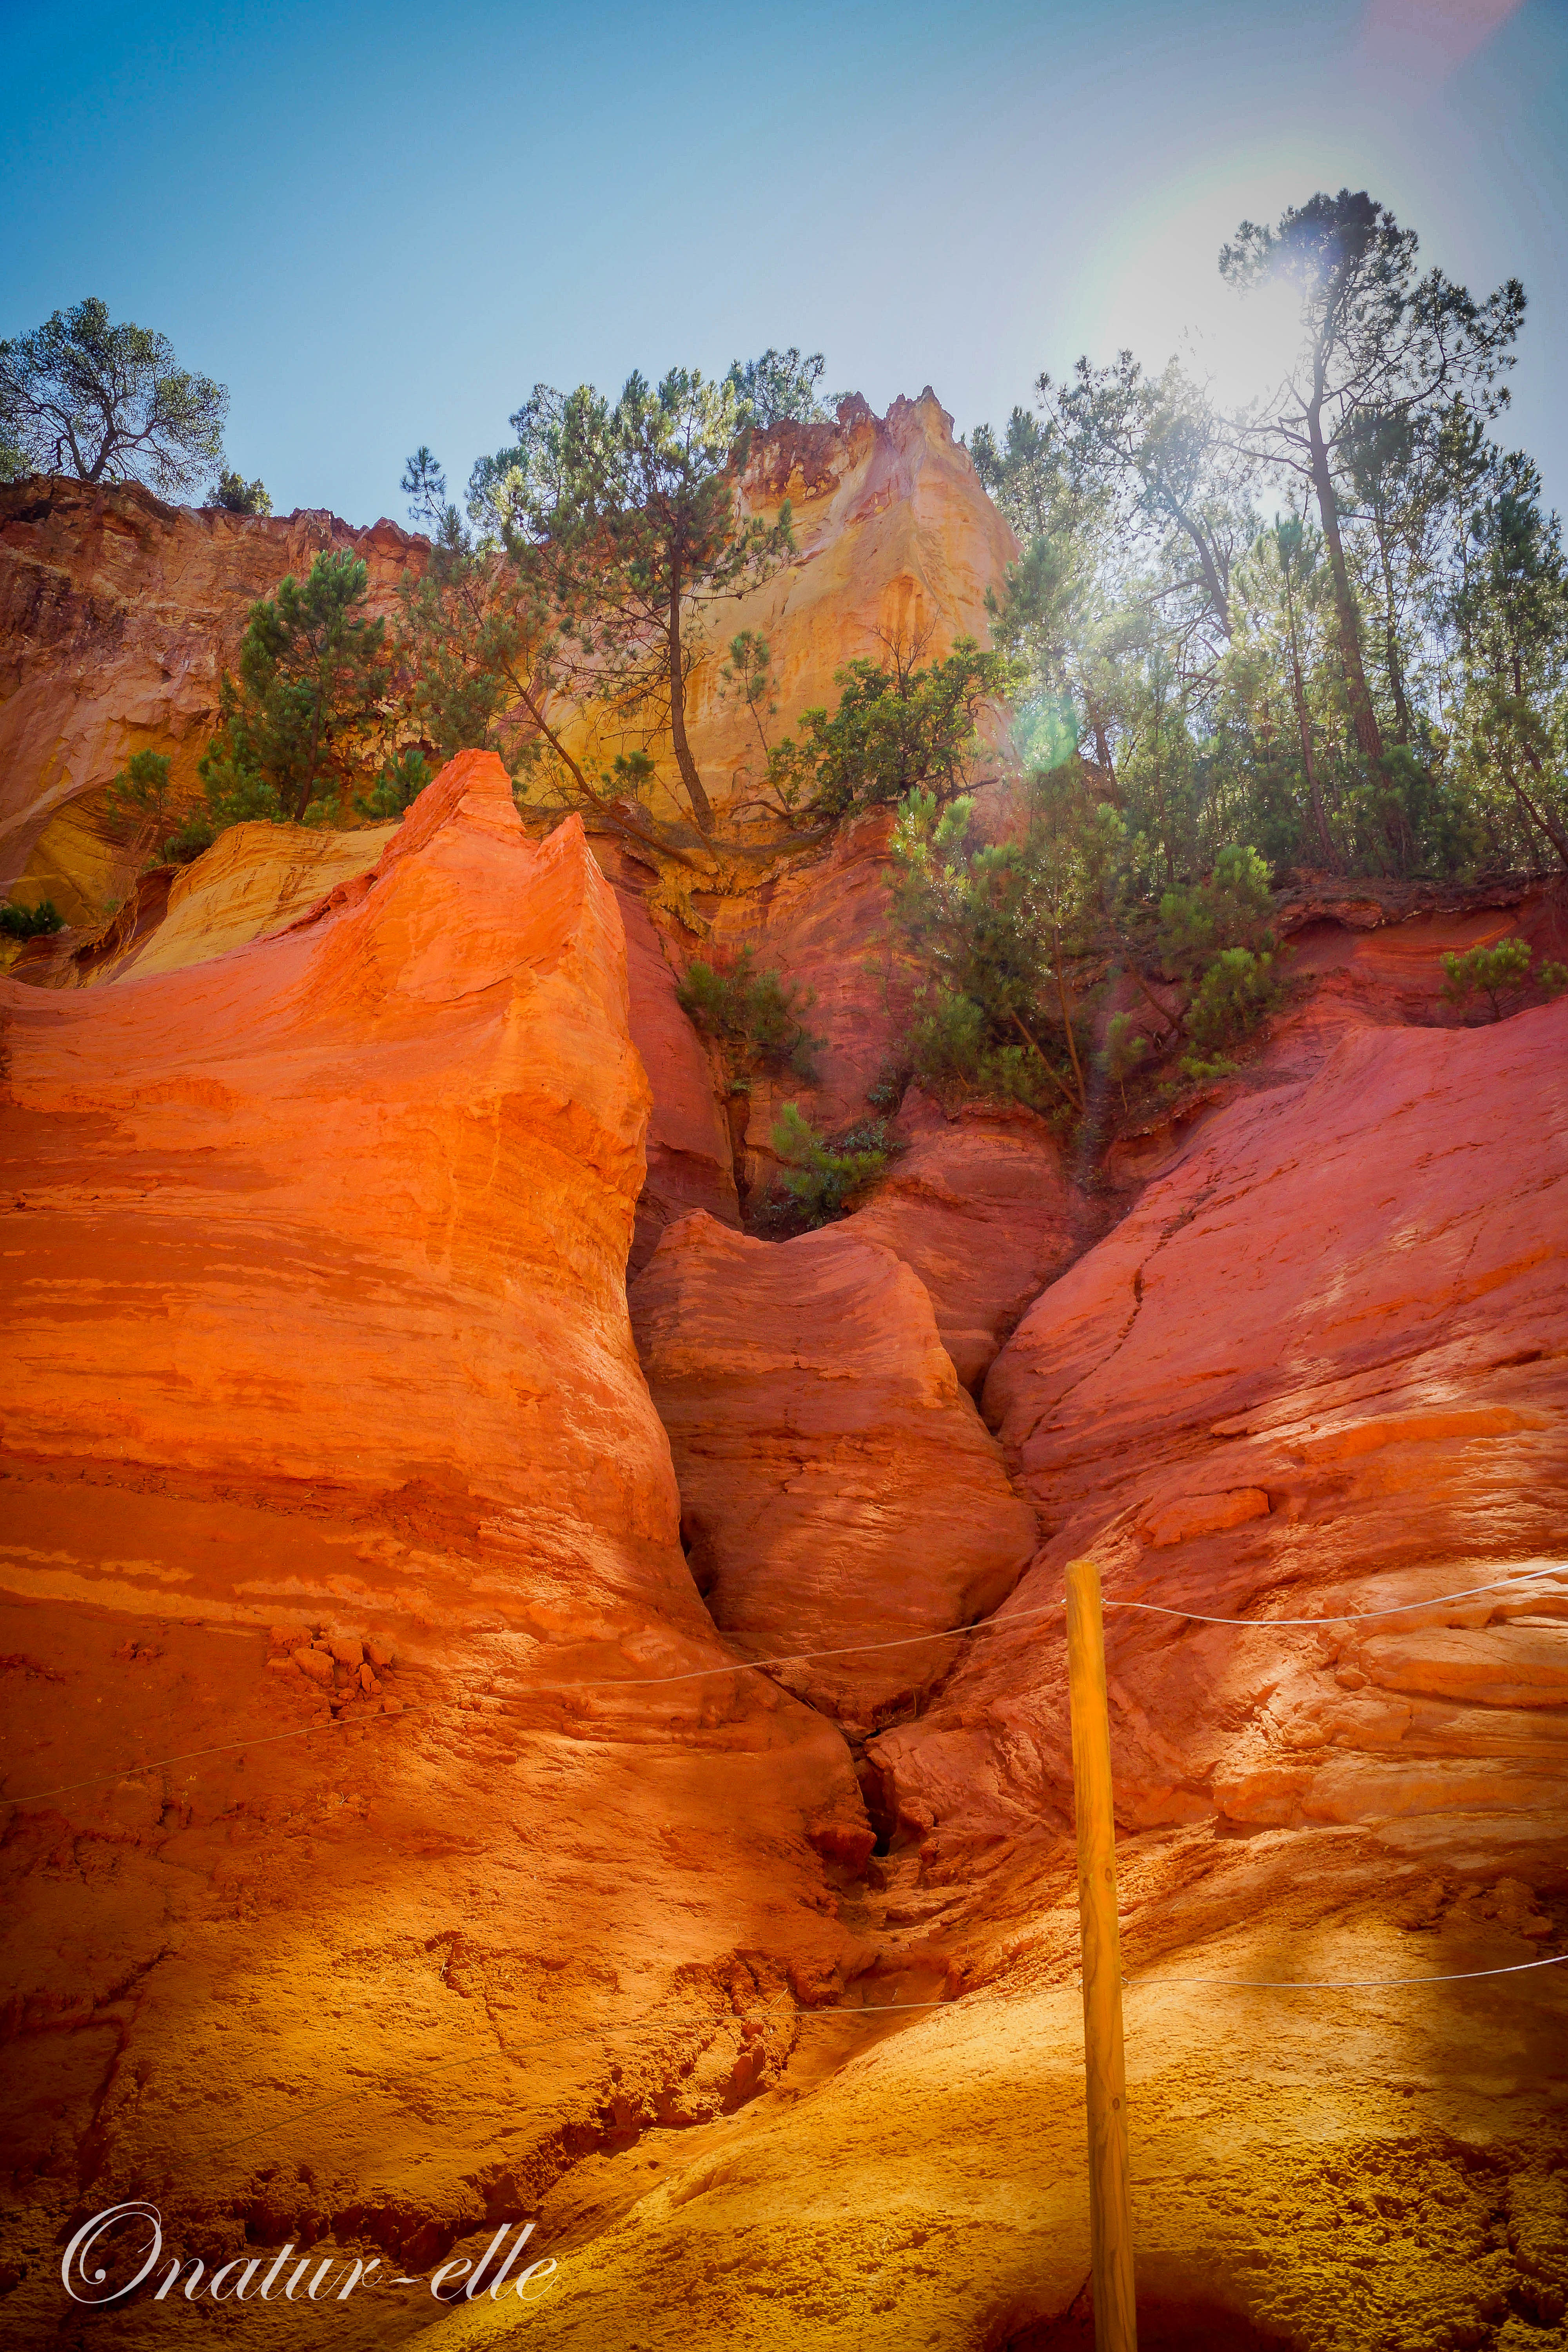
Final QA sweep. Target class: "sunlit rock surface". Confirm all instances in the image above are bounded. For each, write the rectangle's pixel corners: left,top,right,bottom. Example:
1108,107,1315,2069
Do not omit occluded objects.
630,1210,1037,1732
0,751,866,2343
2,456,1566,2352
0,477,423,922
555,390,1017,832
842,1091,1091,1390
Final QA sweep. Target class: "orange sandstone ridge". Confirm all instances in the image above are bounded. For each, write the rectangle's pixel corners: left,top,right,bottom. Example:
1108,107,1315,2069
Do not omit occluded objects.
2,505,1567,2343
0,390,1014,935
0,752,868,2345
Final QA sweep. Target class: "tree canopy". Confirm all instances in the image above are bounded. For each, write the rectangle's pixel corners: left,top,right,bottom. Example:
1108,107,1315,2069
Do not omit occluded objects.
967,186,1562,888
468,368,794,840
0,297,228,495
200,552,394,828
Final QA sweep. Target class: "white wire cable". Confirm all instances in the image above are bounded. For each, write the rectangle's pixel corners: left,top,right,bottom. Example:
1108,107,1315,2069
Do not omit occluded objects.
1104,1565,1565,1628
4,1565,1561,1807
1124,1953,1568,1989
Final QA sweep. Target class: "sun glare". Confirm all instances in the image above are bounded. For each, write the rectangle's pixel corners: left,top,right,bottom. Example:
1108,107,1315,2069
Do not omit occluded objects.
1073,183,1311,416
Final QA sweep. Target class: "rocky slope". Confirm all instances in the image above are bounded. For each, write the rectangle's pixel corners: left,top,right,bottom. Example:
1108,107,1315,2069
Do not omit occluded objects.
631,1212,1037,1732
0,479,424,923
1,453,1566,2352
0,751,869,2345
449,929,1568,2352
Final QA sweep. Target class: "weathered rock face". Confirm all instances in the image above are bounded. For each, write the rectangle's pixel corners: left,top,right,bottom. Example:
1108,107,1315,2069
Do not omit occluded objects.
630,1212,1037,1734
866,996,1568,1851
556,390,1018,831
1,393,1016,937
617,887,741,1273
0,477,423,920
4,451,1566,2351
562,980,1567,2352
0,750,868,2340
841,1091,1091,1390
76,816,399,984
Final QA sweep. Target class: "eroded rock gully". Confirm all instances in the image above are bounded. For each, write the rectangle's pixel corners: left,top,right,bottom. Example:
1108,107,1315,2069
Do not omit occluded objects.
1,752,1565,2352
0,479,425,926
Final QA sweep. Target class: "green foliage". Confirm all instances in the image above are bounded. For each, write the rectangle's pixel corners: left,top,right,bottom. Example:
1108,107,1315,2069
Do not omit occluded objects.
393,447,576,797
1155,845,1275,978
725,349,831,430
904,985,1057,1114
769,1104,892,1226
1185,946,1281,1053
889,782,1094,1117
1439,936,1565,1021
353,746,434,820
469,370,793,837
965,191,1564,889
162,815,217,865
676,947,820,1083
0,897,65,939
212,468,272,515
200,551,393,828
1176,1050,1238,1085
720,630,777,771
0,296,228,494
763,636,1017,828
106,748,174,838
1101,1010,1149,1109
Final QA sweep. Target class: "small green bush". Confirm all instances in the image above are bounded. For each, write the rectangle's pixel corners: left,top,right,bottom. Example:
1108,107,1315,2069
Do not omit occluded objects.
354,746,434,820
677,947,820,1083
1156,844,1276,980
1186,946,1281,1054
1176,1051,1237,1085
0,897,65,939
162,817,217,865
211,468,272,516
905,985,1063,1113
1439,937,1565,1022
1100,1010,1150,1111
769,1103,893,1226
106,748,174,834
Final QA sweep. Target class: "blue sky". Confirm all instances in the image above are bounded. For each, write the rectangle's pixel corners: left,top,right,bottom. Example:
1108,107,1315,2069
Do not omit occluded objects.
4,0,1563,523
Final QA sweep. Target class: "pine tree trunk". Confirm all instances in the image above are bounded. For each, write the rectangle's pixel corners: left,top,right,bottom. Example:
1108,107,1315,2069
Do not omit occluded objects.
1374,524,1414,744
1306,412,1384,773
667,567,715,835
1281,571,1335,869
1506,751,1568,869
1089,706,1121,804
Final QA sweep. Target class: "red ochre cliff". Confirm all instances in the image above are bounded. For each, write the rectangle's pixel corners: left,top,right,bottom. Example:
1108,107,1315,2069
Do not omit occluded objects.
0,428,1566,2352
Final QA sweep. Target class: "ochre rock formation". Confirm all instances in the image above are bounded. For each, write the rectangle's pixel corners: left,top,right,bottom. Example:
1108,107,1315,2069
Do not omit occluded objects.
1,393,1015,939
0,750,869,2344
841,1091,1090,1390
553,391,1017,831
481,978,1566,2352
616,889,741,1272
630,1211,1037,1731
4,456,1567,2352
933,996,1568,1840
0,477,423,921
75,817,399,984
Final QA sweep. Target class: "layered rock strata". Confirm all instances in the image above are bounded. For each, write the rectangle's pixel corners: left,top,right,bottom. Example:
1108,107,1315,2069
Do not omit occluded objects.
872,995,1568,1847
0,750,868,2343
0,478,423,920
630,1212,1037,1732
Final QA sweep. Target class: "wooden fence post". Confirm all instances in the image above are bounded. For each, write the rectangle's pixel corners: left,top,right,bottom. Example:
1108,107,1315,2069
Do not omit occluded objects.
1065,1554,1138,2352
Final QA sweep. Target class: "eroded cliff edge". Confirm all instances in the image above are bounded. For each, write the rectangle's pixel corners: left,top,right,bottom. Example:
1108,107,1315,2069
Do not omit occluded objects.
1,475,1566,2350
